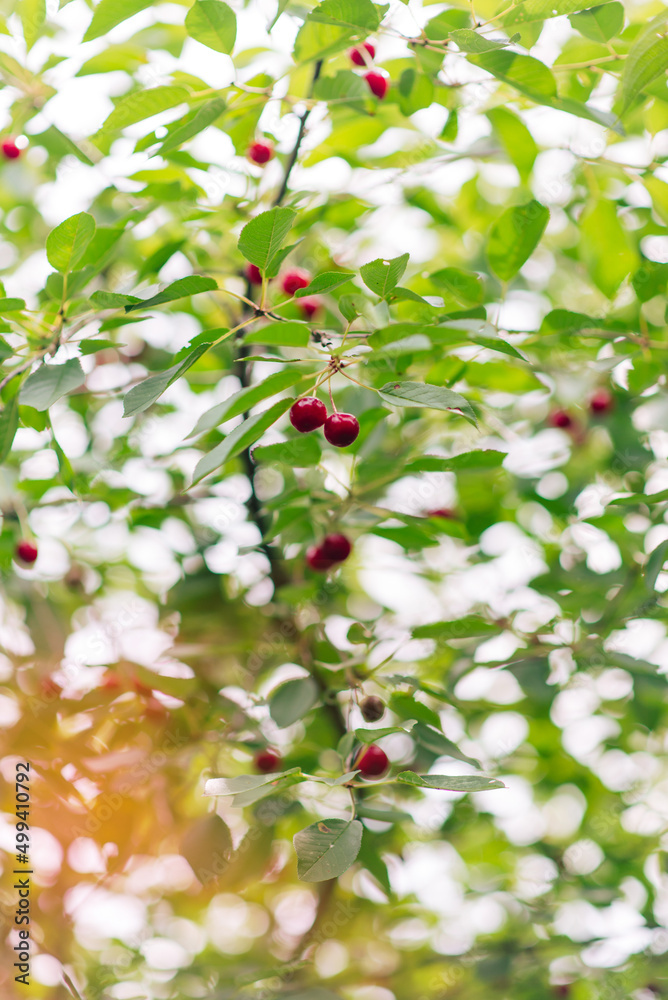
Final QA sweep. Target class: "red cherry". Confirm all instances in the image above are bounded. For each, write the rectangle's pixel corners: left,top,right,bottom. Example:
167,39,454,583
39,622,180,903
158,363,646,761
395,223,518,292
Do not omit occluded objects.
355,743,389,778
360,695,384,722
324,412,359,447
365,71,388,99
320,533,352,563
299,297,321,319
290,397,327,433
548,409,573,430
15,540,38,564
350,42,375,66
282,269,310,295
246,263,263,285
255,748,281,773
590,388,613,414
2,140,21,160
247,140,274,165
426,508,455,519
306,545,335,572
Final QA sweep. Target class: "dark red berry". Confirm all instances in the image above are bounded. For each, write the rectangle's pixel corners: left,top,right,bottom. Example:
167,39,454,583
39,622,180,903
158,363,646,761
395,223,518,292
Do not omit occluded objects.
590,388,613,414
306,545,335,572
2,140,21,160
299,297,321,319
360,695,384,722
255,748,281,773
15,540,38,564
365,71,388,99
350,42,375,66
290,397,327,433
247,141,274,165
320,533,352,563
324,412,359,447
548,409,573,429
246,263,263,285
426,508,455,519
282,269,310,295
355,743,389,778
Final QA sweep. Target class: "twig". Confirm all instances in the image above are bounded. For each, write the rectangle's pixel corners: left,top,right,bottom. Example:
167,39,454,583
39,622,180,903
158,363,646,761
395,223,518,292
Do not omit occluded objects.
273,60,323,207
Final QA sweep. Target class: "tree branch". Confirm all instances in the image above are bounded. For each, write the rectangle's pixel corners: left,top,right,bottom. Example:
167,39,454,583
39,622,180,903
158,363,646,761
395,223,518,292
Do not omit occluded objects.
273,60,323,208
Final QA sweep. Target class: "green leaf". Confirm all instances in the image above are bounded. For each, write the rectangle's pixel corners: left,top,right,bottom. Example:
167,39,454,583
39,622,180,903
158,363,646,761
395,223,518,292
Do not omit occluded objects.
190,398,293,485
620,13,668,114
269,677,320,727
189,370,305,436
469,51,557,98
185,0,236,53
396,772,505,791
46,213,96,274
125,275,217,311
90,291,142,309
569,2,624,42
487,200,549,281
204,768,304,796
397,69,434,116
83,0,155,41
411,616,497,641
413,722,482,769
294,818,363,882
378,381,477,426
504,0,617,26
579,199,637,298
487,107,538,181
244,322,311,347
449,29,509,53
355,725,415,743
98,87,189,135
159,97,226,154
646,540,668,592
253,435,322,466
122,344,211,417
238,208,296,270
608,489,668,506
180,814,232,882
0,395,19,464
21,0,46,50
20,359,85,411
360,253,410,297
429,267,483,305
308,0,379,31
0,298,26,313
295,271,355,297
632,259,668,302
78,339,122,355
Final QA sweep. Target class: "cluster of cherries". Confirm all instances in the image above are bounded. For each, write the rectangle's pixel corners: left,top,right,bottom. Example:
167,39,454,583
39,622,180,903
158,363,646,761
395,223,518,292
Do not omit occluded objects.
245,264,321,319
255,694,389,776
548,387,613,431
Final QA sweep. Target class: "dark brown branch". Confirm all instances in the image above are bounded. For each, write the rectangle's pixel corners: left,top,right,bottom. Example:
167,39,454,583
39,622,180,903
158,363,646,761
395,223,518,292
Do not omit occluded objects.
273,60,323,207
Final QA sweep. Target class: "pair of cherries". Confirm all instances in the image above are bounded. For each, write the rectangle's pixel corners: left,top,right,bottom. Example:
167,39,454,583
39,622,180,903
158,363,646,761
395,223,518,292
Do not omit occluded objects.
349,43,389,100
245,265,321,319
290,397,359,447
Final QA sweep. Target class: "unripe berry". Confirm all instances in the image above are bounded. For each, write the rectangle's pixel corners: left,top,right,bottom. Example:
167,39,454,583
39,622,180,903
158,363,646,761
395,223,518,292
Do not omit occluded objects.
355,743,389,778
590,388,613,414
320,533,352,563
246,263,263,285
324,412,359,447
299,297,321,319
290,397,327,433
15,540,38,564
360,695,384,722
2,140,21,160
350,42,375,66
365,71,388,99
282,269,310,295
255,748,281,773
247,140,274,165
